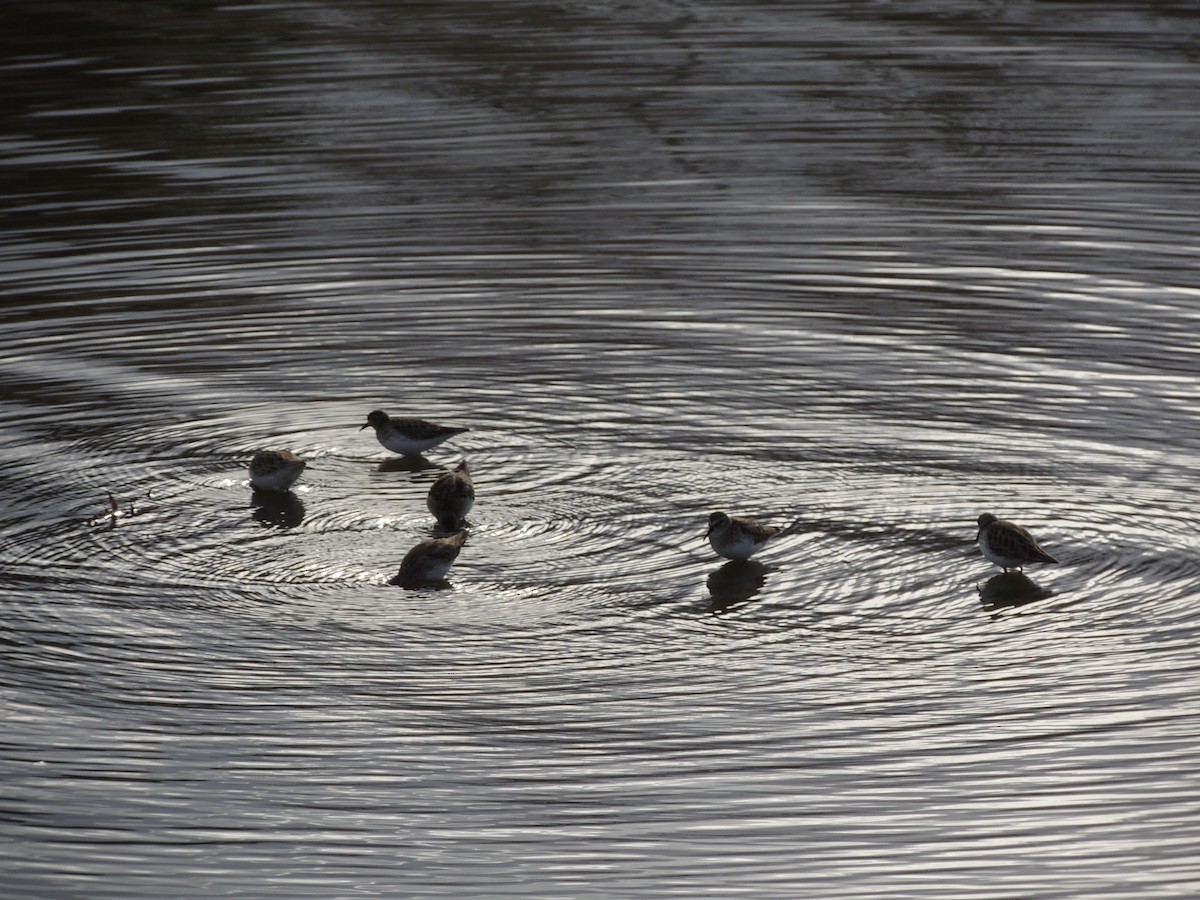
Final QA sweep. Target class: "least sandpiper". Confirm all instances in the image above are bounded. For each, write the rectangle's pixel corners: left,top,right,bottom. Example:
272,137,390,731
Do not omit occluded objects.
393,530,468,587
427,460,475,530
360,409,469,456
975,512,1057,572
706,510,782,561
248,449,305,492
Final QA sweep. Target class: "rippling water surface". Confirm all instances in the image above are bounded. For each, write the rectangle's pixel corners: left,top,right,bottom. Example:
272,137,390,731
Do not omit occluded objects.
4,1,1200,896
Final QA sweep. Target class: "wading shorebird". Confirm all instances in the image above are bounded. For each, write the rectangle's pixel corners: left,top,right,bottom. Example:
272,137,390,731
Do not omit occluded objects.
393,530,468,587
705,511,782,562
360,409,469,456
248,449,305,492
427,460,475,530
975,512,1058,573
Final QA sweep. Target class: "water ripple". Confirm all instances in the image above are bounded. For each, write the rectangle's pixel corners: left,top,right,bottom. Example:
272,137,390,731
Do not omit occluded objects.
4,0,1200,896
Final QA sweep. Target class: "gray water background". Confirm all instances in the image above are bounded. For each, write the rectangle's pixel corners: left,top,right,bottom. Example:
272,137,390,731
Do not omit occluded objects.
3,1,1200,896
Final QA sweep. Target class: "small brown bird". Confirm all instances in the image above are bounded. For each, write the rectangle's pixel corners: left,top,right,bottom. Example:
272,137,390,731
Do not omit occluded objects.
360,409,469,456
976,512,1058,572
248,450,305,492
393,530,468,587
427,460,475,530
705,510,782,561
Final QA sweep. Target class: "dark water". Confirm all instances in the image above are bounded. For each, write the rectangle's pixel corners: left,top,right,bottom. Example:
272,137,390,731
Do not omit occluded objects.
4,1,1200,896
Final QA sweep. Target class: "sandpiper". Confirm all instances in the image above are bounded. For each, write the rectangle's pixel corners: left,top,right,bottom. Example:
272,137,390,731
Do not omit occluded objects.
248,450,305,492
360,409,469,456
706,511,781,561
393,530,468,587
976,512,1057,572
427,460,475,530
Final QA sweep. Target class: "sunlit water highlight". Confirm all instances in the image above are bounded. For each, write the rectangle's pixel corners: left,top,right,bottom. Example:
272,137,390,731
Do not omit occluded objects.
3,1,1200,897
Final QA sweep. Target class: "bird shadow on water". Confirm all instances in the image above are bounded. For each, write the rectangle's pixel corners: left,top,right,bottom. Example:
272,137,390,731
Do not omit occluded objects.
977,571,1054,616
706,560,768,613
250,490,306,529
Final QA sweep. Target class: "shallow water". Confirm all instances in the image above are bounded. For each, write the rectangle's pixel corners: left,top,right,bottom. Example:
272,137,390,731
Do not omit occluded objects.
4,1,1200,897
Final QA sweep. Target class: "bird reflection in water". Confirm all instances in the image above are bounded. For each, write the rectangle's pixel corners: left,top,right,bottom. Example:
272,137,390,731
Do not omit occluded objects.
376,455,440,474
251,489,305,528
87,490,154,529
706,559,768,613
977,571,1053,614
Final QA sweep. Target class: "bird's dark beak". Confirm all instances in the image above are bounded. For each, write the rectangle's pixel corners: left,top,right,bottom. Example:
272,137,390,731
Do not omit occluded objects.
705,523,715,539
359,423,369,431
974,527,982,541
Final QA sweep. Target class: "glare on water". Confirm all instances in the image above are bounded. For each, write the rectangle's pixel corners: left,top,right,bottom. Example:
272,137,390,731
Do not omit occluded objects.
3,1,1200,897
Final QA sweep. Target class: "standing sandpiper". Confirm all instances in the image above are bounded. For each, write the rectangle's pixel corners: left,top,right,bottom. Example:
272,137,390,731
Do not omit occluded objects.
248,450,306,492
976,512,1058,572
393,530,468,587
360,409,469,456
427,460,475,530
706,511,782,561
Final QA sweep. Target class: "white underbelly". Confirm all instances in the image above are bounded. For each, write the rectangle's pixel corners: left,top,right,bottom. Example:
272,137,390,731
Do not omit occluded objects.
713,534,762,561
979,534,1023,569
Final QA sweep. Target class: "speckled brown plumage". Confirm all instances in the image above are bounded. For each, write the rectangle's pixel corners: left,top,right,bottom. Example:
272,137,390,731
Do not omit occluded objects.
360,409,469,456
976,512,1057,572
394,530,468,587
427,460,475,530
705,510,781,561
248,449,305,492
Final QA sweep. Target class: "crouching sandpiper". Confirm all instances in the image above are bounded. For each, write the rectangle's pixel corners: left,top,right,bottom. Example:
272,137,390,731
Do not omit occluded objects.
248,450,305,492
976,512,1057,573
393,530,469,587
427,460,475,530
706,511,782,561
